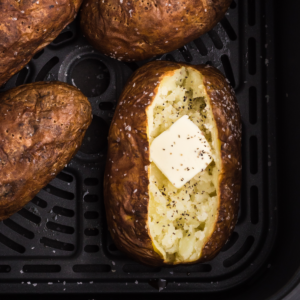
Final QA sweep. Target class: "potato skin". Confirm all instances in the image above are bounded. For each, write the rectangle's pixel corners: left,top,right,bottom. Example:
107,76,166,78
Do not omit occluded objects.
0,82,92,220
0,0,83,87
80,0,232,61
104,61,242,266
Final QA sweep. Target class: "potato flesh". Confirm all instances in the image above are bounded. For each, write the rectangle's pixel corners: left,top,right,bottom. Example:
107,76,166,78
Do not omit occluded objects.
148,67,220,263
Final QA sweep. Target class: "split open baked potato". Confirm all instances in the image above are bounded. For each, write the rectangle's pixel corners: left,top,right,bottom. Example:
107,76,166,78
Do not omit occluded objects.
104,61,242,266
0,82,92,220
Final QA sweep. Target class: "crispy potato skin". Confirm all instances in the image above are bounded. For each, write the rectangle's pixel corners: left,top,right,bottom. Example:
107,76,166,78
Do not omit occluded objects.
0,0,83,87
0,82,92,220
104,61,242,266
80,0,232,61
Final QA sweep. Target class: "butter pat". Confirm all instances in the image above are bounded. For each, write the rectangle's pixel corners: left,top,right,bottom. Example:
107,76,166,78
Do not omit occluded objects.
150,115,212,188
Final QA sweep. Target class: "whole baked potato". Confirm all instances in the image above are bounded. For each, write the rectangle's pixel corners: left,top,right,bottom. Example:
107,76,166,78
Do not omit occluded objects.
104,61,242,266
0,0,83,87
80,0,232,61
0,82,92,220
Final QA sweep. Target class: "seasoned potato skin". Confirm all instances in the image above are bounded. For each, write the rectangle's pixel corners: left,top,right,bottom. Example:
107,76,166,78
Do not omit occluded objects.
0,82,92,220
80,0,232,61
104,61,242,266
0,0,83,87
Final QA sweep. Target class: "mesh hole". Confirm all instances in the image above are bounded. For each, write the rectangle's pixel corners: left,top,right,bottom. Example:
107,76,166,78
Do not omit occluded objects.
84,245,99,253
250,186,259,224
248,38,256,75
35,57,59,82
18,208,41,224
208,30,223,49
123,264,161,273
73,264,111,272
23,265,61,273
84,228,99,236
0,265,11,273
249,86,257,124
52,206,75,218
221,232,239,252
250,136,258,174
40,237,74,251
223,236,254,268
46,222,75,234
248,0,256,26
3,219,34,239
0,233,25,253
221,55,236,87
178,46,192,62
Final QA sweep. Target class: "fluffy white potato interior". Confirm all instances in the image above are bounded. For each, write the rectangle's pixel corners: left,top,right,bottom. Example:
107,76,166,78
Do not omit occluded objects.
147,67,221,263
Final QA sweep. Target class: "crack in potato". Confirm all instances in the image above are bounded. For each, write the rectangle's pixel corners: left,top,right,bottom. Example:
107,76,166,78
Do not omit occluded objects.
147,67,220,263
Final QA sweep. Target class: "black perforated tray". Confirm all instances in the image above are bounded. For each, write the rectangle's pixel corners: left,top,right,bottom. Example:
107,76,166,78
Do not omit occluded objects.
0,0,278,295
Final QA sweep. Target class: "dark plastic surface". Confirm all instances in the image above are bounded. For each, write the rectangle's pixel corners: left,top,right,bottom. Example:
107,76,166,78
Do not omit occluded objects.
0,0,294,298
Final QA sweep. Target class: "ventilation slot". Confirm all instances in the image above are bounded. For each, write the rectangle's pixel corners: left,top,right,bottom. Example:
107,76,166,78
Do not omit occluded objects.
3,219,34,239
123,264,161,273
84,228,99,236
249,86,257,124
124,62,140,72
248,38,256,75
193,38,208,56
250,186,259,224
52,206,75,218
166,54,176,62
84,194,99,203
33,49,44,60
84,245,100,253
46,222,75,235
18,208,41,224
79,115,109,154
250,136,258,174
52,31,74,46
248,0,256,26
40,237,74,251
16,66,30,86
238,123,247,225
56,172,73,183
99,102,114,110
35,57,59,82
84,178,99,186
0,265,11,273
178,46,192,62
84,211,99,219
44,184,74,200
31,196,47,208
73,265,111,273
220,17,237,41
108,243,118,252
221,232,239,252
173,264,211,273
223,236,254,268
221,55,236,87
23,265,61,273
0,233,25,253
230,0,236,9
208,30,223,49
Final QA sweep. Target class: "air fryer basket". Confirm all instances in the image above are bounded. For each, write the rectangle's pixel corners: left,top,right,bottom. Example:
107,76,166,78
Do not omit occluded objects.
0,0,295,298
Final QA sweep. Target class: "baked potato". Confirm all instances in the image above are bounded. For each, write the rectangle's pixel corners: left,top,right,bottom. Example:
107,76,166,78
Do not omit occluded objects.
80,0,232,61
104,61,242,266
0,0,83,87
0,81,92,220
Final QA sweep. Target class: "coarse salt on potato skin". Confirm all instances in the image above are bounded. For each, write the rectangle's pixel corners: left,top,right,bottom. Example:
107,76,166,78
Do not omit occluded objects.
104,61,241,266
80,0,232,61
0,81,92,221
0,0,83,87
